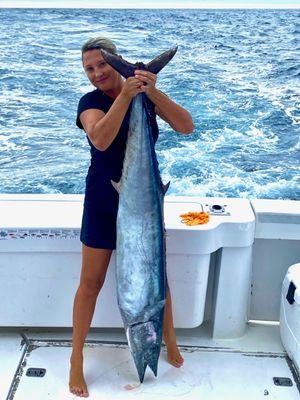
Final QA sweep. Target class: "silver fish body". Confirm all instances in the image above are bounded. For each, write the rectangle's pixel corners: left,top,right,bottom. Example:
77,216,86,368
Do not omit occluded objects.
102,47,177,382
114,93,167,382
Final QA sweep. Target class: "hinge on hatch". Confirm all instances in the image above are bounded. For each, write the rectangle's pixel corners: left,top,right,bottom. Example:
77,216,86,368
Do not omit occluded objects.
26,367,46,377
273,377,293,386
286,281,296,305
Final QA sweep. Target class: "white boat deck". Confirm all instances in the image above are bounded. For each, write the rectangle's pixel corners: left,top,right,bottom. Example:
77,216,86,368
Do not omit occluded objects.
1,322,299,399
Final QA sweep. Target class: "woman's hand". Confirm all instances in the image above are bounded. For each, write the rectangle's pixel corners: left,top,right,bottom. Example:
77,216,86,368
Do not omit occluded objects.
134,70,157,97
120,77,143,101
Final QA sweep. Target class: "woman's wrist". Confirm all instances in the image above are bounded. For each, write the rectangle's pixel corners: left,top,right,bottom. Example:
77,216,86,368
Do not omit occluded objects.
146,87,167,105
118,89,133,104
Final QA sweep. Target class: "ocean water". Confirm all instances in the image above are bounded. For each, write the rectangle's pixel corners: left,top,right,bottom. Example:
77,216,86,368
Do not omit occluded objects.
0,8,299,200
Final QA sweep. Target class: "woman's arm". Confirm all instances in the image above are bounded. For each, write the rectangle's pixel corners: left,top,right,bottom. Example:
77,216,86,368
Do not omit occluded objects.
80,95,130,151
151,89,194,134
135,70,194,134
80,77,143,151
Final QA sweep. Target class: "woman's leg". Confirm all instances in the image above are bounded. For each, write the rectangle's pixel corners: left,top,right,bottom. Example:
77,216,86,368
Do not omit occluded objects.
69,244,113,398
162,284,184,367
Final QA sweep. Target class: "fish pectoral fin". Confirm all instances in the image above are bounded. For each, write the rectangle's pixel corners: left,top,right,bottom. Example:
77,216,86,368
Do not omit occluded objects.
162,181,170,195
111,180,121,193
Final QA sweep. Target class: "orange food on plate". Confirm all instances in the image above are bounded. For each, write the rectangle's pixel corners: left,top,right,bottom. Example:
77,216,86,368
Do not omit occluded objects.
180,211,210,226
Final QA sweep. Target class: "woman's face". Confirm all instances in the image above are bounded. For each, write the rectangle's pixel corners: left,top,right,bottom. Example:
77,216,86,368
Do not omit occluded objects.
82,49,121,91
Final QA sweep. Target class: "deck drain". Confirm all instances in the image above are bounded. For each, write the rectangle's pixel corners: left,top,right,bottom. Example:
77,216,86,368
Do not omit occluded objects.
273,377,293,386
26,368,46,377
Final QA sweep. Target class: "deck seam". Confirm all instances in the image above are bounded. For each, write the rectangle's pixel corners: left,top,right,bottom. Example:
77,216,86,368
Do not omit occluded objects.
5,334,29,400
22,337,288,357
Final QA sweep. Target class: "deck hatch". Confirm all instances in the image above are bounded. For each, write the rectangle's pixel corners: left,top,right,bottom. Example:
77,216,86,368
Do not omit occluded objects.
6,338,299,399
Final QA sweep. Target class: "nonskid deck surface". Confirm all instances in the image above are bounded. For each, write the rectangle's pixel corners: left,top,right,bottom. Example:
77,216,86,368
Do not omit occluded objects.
1,324,299,400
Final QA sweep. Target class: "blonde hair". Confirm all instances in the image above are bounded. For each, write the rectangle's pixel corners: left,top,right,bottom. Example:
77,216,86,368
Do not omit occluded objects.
81,36,117,57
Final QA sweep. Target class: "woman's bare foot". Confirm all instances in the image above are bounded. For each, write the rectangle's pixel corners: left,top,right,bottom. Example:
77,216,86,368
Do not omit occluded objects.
166,341,184,368
164,334,184,368
69,354,89,397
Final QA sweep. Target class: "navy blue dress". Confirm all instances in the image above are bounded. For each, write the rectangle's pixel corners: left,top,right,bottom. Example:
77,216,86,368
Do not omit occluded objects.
77,88,159,249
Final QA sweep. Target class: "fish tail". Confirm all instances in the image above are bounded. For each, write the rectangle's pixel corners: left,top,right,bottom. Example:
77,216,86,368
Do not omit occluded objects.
146,46,178,74
100,46,178,79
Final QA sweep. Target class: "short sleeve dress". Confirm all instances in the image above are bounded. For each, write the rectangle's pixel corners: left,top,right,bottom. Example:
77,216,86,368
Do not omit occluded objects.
77,88,159,250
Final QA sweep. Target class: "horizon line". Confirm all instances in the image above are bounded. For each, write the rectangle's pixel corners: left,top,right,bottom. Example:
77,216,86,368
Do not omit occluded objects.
1,5,299,9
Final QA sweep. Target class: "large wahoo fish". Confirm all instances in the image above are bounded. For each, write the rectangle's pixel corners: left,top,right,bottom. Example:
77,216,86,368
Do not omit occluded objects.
101,47,177,383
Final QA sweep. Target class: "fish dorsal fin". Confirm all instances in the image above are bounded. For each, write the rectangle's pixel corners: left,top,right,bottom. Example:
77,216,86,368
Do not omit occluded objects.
162,181,170,195
111,180,121,193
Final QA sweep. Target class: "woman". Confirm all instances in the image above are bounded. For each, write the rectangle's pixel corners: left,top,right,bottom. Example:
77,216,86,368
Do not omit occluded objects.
70,37,194,398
